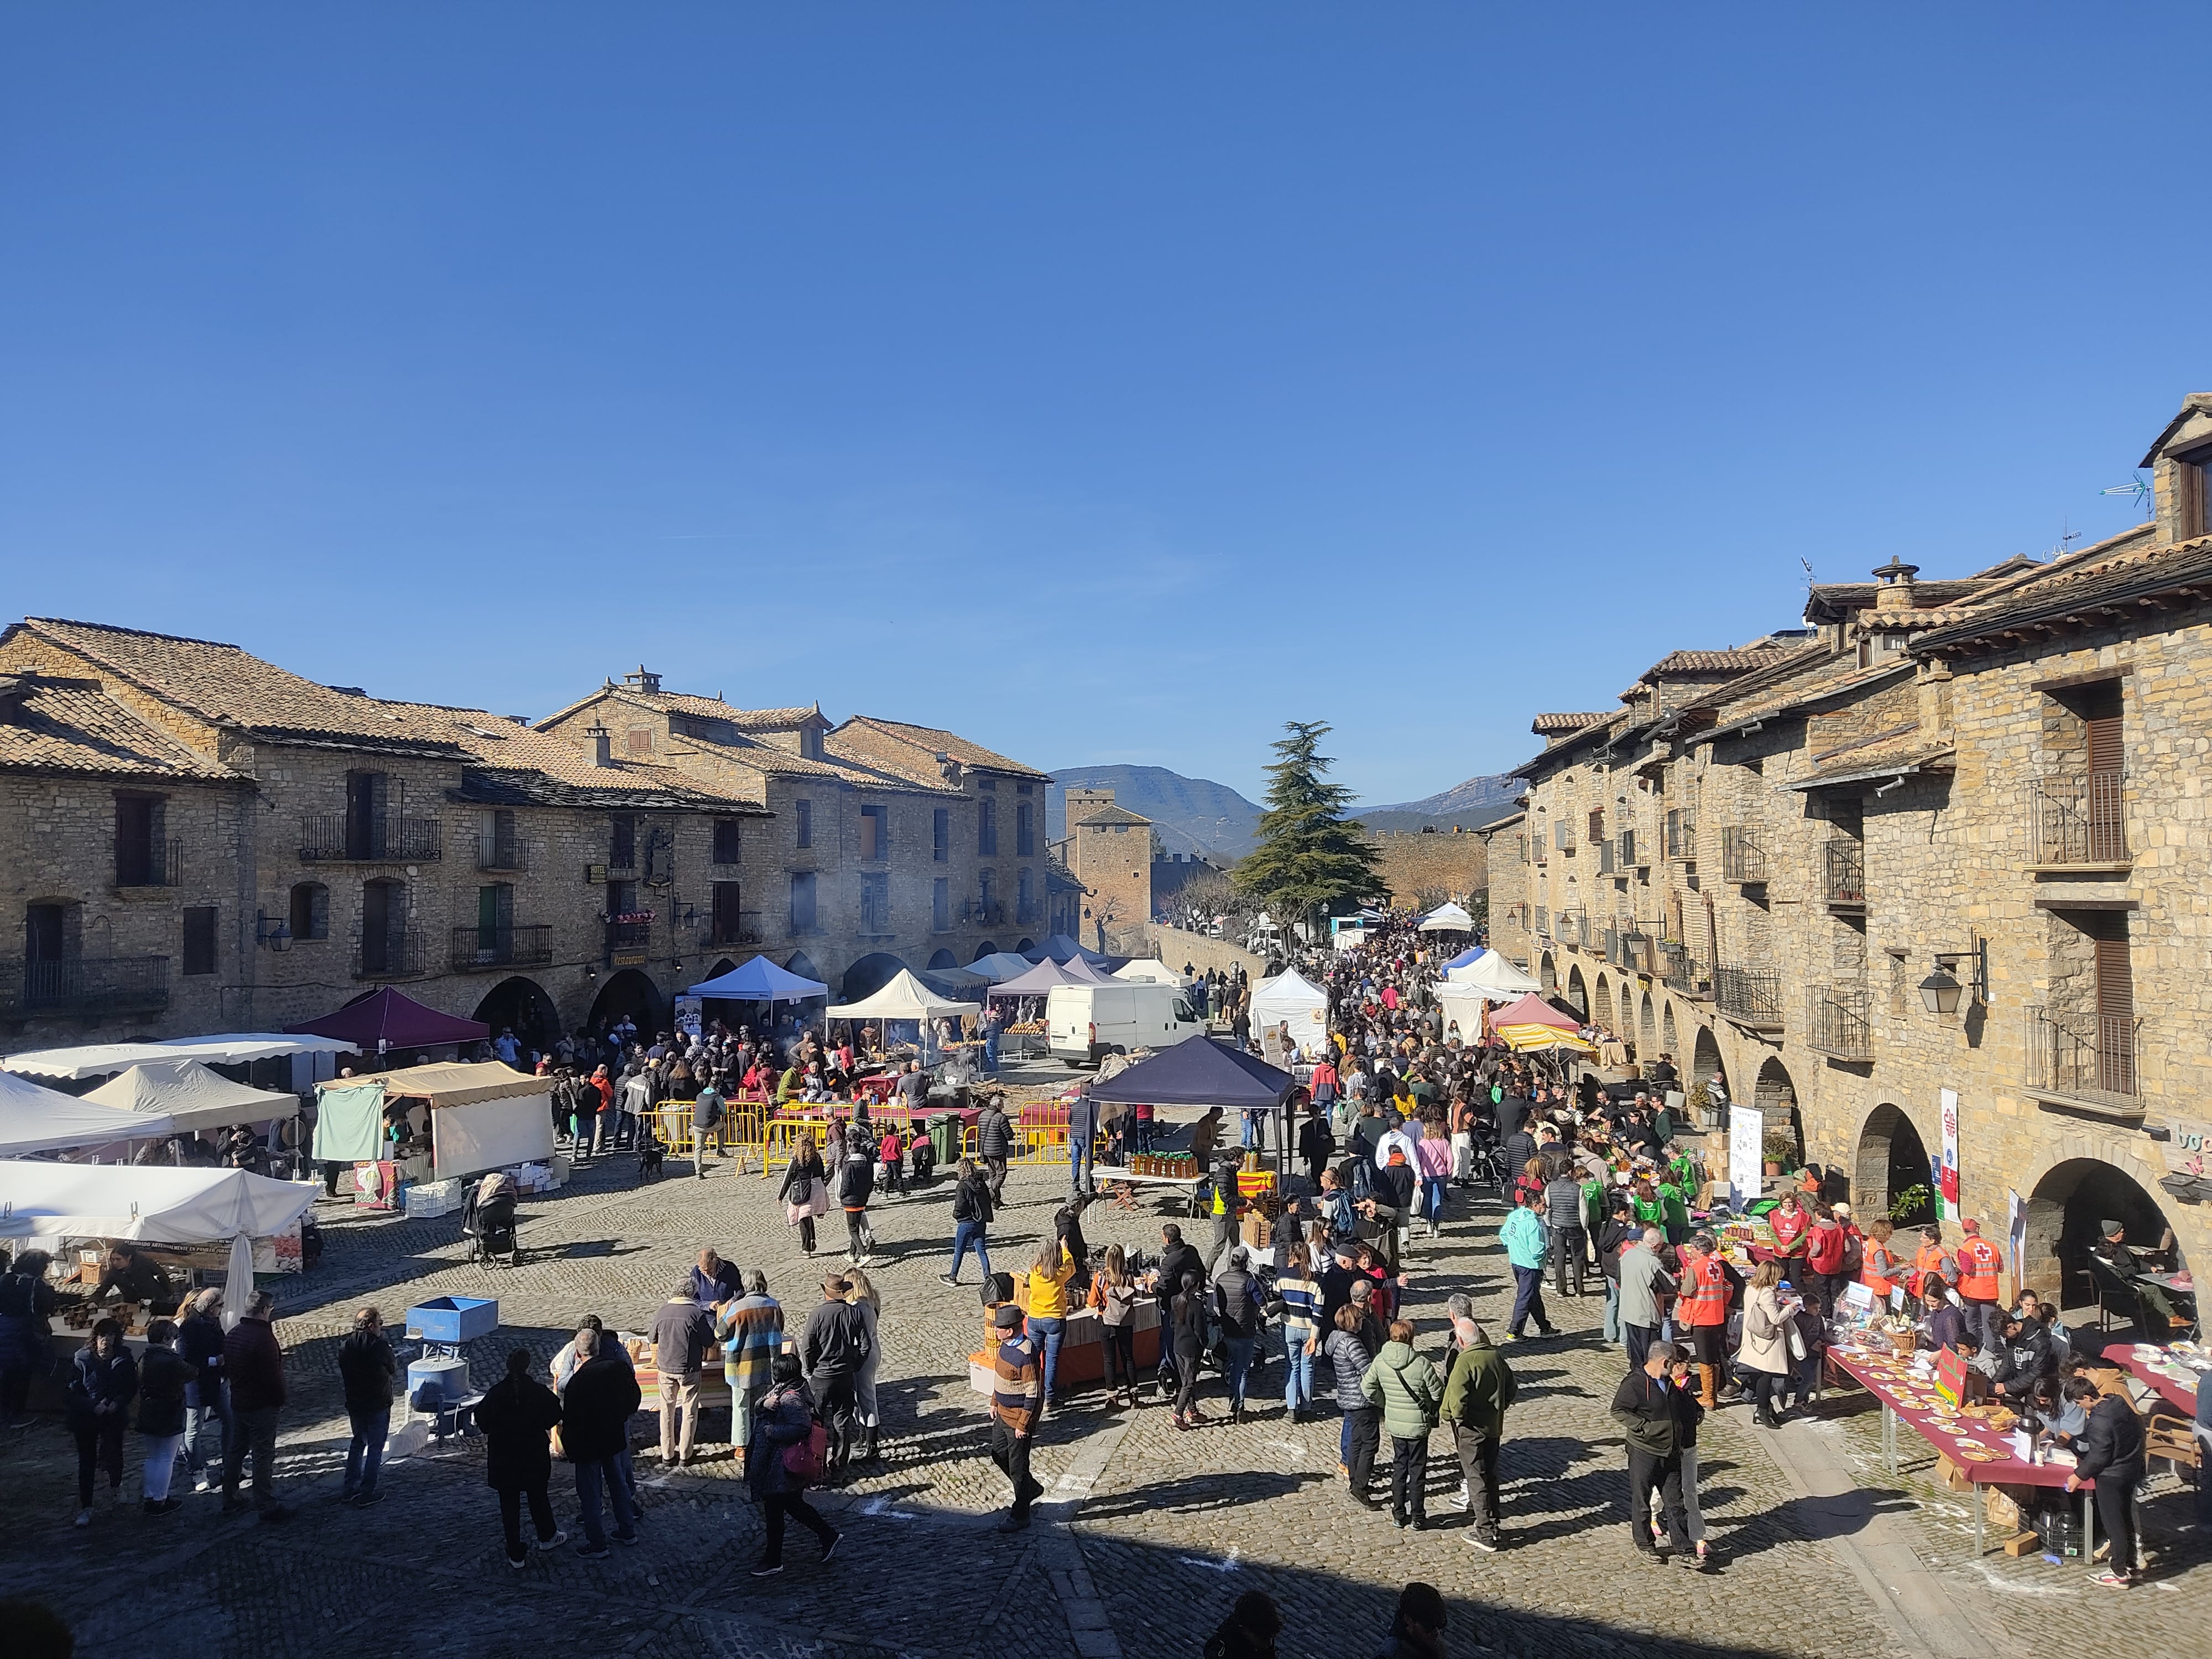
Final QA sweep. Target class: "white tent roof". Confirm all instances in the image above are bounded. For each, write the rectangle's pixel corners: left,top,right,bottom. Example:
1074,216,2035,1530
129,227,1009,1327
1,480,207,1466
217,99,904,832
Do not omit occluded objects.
1435,979,1517,1017
0,1161,315,1242
1248,969,1329,1055
826,969,980,1022
1,1034,358,1082
1113,959,1191,985
84,1060,300,1134
963,952,1039,984
363,1061,550,1108
1416,902,1477,932
0,1072,174,1157
1444,948,1542,995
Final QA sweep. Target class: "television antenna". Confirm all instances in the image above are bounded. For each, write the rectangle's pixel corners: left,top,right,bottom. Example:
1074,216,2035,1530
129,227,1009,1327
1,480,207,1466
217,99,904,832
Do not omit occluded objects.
2101,472,2153,521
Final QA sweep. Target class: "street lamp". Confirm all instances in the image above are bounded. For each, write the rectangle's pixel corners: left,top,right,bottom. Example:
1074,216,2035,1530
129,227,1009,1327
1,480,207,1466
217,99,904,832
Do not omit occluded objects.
1918,941,1987,1014
1917,963,1962,1015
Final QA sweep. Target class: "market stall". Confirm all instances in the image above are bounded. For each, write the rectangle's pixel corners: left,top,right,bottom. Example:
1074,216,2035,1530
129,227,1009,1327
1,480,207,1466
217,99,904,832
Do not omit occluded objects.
824,969,980,1063
964,952,1040,984
1415,901,1476,933
286,987,490,1055
1113,959,1192,987
1248,969,1329,1060
83,1058,299,1138
1444,948,1541,995
0,1032,357,1083
1089,1034,1296,1180
315,1061,555,1190
686,955,830,1023
2091,1334,2205,1415
0,1070,175,1158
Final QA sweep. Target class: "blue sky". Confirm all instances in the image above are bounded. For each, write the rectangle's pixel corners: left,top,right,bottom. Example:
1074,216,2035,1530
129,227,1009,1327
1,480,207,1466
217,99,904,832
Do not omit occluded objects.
3,7,2204,804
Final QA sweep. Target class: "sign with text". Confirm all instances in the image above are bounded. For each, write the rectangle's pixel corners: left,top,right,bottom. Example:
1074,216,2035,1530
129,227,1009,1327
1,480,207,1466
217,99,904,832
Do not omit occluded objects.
1935,1343,1973,1407
1728,1104,1766,1204
1937,1088,1960,1222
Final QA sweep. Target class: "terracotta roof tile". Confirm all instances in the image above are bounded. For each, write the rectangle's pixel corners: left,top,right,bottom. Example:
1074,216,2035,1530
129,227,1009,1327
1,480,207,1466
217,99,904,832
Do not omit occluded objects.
0,676,240,782
361,700,765,811
1530,712,1614,734
1072,803,1151,828
830,716,1050,781
1641,649,1793,676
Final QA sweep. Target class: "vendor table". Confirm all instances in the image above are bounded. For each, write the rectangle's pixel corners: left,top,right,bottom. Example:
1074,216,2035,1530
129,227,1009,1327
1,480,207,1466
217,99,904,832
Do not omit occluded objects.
1092,1164,1206,1217
1827,1339,2094,1560
2090,1334,2203,1415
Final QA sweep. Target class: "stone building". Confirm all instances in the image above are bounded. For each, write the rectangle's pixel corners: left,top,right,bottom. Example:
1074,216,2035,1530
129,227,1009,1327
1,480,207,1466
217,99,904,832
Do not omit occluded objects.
535,674,1052,997
1055,787,1154,952
0,620,768,1053
1500,394,2212,1306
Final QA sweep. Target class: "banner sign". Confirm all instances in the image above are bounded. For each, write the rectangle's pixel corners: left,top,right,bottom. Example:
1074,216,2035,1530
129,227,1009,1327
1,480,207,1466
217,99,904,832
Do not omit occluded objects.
1937,1088,1960,1222
1728,1104,1766,1206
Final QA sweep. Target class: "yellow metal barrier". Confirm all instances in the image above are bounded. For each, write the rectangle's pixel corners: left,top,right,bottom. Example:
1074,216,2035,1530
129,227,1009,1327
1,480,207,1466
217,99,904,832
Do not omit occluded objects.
651,1100,767,1173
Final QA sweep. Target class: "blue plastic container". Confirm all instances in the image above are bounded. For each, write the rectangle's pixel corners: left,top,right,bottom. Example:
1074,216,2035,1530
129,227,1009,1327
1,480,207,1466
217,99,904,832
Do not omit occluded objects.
404,1295,498,1344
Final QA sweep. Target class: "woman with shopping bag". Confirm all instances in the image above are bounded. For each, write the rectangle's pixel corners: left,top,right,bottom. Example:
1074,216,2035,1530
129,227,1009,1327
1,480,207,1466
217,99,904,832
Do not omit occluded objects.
778,1132,831,1256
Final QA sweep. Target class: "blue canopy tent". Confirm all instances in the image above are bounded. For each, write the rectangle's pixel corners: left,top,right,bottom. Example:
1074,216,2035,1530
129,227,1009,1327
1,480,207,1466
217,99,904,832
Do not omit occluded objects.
687,956,830,1022
1089,1034,1298,1180
1026,932,1112,966
1442,946,1484,971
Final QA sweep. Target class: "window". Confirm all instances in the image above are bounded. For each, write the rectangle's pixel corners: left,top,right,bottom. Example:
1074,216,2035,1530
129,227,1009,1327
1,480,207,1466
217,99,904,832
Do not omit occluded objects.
933,877,951,932
711,880,745,943
932,808,949,863
182,907,217,976
609,813,636,869
114,793,166,886
979,869,995,916
1018,866,1035,919
626,728,654,754
480,808,520,870
978,775,997,791
712,817,743,865
289,881,328,942
1016,781,1032,795
978,797,998,856
860,805,887,860
794,798,812,849
1016,801,1034,857
2177,444,2212,539
789,870,818,933
860,872,891,934
345,770,390,859
1587,808,1605,844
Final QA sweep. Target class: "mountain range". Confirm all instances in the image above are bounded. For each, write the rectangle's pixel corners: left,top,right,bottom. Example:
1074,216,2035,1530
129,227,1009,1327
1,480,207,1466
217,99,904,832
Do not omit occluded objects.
1046,764,1524,863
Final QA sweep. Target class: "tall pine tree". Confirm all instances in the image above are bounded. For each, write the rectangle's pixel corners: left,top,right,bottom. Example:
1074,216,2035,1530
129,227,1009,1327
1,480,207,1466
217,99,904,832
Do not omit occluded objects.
1233,720,1381,933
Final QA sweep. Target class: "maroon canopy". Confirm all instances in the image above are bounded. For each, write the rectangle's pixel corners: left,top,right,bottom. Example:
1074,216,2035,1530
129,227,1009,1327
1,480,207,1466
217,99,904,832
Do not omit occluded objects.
286,988,489,1050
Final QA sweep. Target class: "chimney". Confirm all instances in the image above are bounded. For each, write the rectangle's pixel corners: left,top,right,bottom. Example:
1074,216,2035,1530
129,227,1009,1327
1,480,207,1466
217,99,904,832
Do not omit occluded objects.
585,724,613,768
1870,557,1921,615
622,666,662,695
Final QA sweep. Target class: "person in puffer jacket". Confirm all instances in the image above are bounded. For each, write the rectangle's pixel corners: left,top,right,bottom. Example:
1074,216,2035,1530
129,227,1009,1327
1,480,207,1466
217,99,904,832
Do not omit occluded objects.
1543,1169,1588,1299
1324,1303,1381,1509
1361,1318,1446,1530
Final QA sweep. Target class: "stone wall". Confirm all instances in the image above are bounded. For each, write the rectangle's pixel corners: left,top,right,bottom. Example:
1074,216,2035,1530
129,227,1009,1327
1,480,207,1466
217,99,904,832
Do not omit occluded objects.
1129,922,1270,982
1364,828,1490,907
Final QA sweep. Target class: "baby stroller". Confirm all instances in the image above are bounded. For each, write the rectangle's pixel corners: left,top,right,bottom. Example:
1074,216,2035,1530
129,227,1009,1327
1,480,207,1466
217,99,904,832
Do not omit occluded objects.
461,1171,521,1269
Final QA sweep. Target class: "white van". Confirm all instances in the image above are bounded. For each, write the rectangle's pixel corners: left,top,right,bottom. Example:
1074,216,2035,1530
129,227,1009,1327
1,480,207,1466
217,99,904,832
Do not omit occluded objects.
1047,982,1203,1067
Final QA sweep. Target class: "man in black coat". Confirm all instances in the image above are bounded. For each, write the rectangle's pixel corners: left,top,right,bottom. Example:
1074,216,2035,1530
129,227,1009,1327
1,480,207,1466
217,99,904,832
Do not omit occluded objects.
2064,1376,2147,1587
336,1306,398,1507
799,1274,872,1468
1156,1224,1203,1320
561,1328,641,1557
1610,1339,1703,1565
478,1347,566,1567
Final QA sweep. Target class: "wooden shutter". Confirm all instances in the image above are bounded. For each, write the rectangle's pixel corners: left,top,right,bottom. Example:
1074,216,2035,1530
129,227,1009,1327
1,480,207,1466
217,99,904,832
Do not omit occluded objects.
2085,912,2132,1021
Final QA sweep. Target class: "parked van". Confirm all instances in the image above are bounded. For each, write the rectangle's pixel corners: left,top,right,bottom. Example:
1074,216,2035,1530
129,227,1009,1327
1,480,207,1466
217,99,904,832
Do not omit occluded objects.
1047,982,1203,1067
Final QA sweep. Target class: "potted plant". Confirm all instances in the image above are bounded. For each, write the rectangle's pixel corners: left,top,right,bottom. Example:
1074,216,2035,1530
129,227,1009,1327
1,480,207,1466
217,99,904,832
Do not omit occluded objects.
1762,1126,1796,1177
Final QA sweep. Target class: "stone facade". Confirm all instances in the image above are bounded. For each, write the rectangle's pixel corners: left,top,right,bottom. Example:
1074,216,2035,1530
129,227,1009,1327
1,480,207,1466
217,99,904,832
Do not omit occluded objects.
1058,787,1154,953
1503,398,2212,1302
1477,811,1528,967
1364,825,1490,910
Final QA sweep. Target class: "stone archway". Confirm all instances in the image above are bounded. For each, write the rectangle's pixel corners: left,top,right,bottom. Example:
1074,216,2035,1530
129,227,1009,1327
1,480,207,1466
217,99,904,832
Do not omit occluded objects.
1638,992,1657,1058
1661,1002,1679,1058
971,942,1000,962
470,976,560,1060
1854,1102,1933,1225
926,948,958,970
2023,1154,2178,1317
785,951,820,981
1564,966,1588,1016
1538,952,1557,994
1754,1057,1801,1166
587,968,665,1037
1691,1025,1725,1098
1015,938,1036,954
1594,975,1614,1035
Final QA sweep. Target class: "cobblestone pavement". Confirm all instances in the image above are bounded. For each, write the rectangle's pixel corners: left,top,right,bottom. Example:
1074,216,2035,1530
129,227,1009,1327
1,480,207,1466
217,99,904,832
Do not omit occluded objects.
2,1109,2203,1658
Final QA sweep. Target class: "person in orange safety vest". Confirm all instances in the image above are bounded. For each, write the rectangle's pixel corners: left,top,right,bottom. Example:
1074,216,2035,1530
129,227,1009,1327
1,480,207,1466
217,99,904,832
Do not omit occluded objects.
1675,1233,1735,1408
1955,1218,2005,1353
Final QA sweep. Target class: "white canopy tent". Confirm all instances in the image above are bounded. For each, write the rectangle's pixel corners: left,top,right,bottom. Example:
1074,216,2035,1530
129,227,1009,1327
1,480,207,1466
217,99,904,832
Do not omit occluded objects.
319,1061,555,1181
0,1071,174,1158
1247,969,1329,1060
1113,959,1192,986
962,952,1038,984
825,969,981,1024
84,1060,300,1135
0,1161,315,1243
1444,948,1541,996
0,1034,358,1082
1415,901,1477,933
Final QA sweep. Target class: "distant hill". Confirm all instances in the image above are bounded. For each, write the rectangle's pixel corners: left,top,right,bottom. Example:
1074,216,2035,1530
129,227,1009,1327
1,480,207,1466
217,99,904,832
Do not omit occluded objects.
1358,773,1524,836
1046,766,1262,861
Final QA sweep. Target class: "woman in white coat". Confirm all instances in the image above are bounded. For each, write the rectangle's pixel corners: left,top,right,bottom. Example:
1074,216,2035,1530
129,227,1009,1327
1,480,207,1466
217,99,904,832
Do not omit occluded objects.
1735,1259,1794,1428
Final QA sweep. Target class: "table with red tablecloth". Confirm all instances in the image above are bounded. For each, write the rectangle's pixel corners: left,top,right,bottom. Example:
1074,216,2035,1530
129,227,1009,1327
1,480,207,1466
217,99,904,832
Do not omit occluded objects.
1826,1339,2092,1557
2090,1335,2203,1416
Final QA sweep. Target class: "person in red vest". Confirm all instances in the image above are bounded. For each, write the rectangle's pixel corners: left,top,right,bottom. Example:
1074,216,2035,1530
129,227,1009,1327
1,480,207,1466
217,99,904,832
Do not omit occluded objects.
1804,1204,1851,1319
1954,1218,2006,1353
1766,1192,1811,1264
1674,1231,1734,1408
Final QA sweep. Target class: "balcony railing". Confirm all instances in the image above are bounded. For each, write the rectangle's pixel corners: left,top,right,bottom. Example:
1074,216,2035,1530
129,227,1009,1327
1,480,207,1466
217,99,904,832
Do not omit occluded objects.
1598,840,1618,875
117,839,183,889
450,924,554,972
1554,906,1585,947
1618,830,1642,869
1016,900,1044,926
1714,963,1784,1030
2030,771,2127,865
1658,940,1708,995
352,931,425,980
1,955,171,1016
707,910,764,947
1665,817,1698,861
477,839,528,873
301,815,443,863
1806,985,1872,1060
971,899,1007,927
2026,1007,2140,1112
1720,826,1767,884
605,920,651,954
1533,906,1551,938
1823,838,1865,909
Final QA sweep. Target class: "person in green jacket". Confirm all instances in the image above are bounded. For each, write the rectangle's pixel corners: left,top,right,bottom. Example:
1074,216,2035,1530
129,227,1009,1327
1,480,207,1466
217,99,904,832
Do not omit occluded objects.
1361,1319,1446,1531
1441,1324,1517,1551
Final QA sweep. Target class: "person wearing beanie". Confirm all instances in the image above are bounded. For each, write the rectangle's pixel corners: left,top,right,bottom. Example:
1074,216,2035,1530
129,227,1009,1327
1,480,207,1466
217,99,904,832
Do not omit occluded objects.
988,1303,1044,1532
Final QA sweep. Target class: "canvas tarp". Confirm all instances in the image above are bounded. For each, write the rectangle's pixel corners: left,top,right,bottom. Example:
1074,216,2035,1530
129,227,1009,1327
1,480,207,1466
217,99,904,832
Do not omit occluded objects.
687,956,829,1003
0,1034,355,1082
963,952,1039,984
1057,954,1115,984
431,1096,555,1180
987,958,1081,999
1248,971,1329,1059
1088,1035,1294,1111
0,1071,173,1157
1416,902,1477,933
1490,992,1581,1032
285,987,489,1050
1496,1025,1597,1055
84,1060,299,1135
371,1061,548,1107
1440,946,1484,971
826,969,980,1023
0,1161,316,1243
312,1079,388,1164
1026,933,1109,965
1113,959,1192,985
1445,950,1542,996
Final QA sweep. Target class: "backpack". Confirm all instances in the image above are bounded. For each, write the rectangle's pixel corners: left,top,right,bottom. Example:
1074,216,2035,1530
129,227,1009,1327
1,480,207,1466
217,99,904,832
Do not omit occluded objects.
781,1413,830,1486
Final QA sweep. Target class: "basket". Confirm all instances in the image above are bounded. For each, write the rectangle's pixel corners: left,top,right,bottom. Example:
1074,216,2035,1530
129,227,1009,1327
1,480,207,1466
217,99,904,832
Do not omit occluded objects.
1882,1327,1917,1359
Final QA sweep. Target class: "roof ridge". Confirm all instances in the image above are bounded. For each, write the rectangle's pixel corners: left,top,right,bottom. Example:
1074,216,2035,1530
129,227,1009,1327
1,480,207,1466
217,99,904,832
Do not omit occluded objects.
27,617,245,651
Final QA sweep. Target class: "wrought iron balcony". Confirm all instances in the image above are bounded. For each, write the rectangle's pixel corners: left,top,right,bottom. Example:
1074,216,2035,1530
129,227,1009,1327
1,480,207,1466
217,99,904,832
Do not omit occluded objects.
605,919,652,954
1806,985,1872,1061
1554,906,1586,947
709,911,764,947
1,955,170,1016
1658,940,1708,996
1714,963,1783,1031
2030,771,2127,865
301,815,443,863
1823,838,1865,909
2026,1007,2140,1115
1665,816,1698,861
450,924,554,972
352,931,425,980
116,839,182,889
477,838,529,873
1720,826,1767,884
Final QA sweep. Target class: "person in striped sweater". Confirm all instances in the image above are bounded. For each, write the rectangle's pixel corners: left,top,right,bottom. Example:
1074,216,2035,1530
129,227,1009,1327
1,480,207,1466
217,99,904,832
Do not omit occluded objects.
1272,1243,1321,1423
988,1304,1045,1533
712,1271,785,1451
